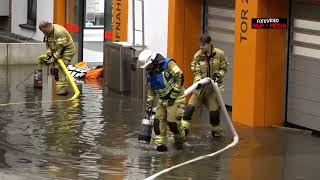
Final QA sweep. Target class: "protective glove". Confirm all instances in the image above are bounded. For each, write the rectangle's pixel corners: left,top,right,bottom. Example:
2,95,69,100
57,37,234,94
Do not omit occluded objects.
146,106,153,115
47,52,53,58
196,83,204,90
45,57,56,64
167,98,176,106
213,73,220,82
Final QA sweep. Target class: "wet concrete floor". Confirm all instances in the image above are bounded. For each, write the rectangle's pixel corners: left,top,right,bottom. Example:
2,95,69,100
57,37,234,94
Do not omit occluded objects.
0,65,320,180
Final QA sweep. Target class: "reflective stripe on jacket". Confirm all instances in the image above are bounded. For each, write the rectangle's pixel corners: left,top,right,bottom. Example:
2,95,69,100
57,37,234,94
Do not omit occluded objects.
44,24,76,61
147,58,185,106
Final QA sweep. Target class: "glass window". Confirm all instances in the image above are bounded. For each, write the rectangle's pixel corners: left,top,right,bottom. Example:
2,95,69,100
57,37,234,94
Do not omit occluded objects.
85,0,104,28
66,0,84,61
27,0,37,26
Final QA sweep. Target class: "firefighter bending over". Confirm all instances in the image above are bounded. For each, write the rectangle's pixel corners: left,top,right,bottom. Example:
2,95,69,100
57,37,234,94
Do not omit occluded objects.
137,50,186,152
36,21,76,95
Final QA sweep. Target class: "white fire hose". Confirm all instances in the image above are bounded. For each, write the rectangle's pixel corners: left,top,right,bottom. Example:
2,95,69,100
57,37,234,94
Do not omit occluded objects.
145,77,239,180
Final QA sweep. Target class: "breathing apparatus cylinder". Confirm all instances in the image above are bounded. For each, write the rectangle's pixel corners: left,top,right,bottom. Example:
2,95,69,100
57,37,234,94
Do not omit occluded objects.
138,109,156,144
33,70,43,88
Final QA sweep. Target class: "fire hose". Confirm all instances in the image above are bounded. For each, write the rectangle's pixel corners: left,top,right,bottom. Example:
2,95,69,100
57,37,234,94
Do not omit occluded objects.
144,77,239,180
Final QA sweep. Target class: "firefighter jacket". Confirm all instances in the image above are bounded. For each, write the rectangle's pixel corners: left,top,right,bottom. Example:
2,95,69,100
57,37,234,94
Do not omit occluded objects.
146,58,185,107
44,24,76,61
191,47,229,95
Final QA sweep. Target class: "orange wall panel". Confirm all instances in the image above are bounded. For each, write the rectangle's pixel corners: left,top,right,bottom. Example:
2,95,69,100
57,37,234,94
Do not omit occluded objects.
253,0,268,127
233,0,257,126
167,0,185,67
54,0,65,26
65,0,75,25
265,0,288,126
112,0,128,42
183,0,201,88
233,0,288,127
167,0,201,91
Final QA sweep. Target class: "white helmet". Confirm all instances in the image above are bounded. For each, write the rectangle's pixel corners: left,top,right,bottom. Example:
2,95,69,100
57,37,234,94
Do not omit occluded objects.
137,49,157,68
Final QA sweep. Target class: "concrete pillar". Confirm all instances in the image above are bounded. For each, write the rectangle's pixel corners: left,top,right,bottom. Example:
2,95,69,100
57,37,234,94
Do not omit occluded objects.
167,0,201,88
232,0,288,127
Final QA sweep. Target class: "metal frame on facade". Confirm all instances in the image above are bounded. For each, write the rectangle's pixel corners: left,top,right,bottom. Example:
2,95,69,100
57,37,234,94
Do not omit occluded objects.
201,0,208,34
284,0,292,126
104,0,113,41
79,0,85,61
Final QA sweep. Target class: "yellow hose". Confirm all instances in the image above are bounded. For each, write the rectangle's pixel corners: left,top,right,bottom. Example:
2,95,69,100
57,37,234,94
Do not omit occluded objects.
0,58,80,107
57,59,80,100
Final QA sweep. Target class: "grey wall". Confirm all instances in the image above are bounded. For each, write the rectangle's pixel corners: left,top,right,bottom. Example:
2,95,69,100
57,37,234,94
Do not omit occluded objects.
0,43,45,65
0,43,78,65
0,43,8,64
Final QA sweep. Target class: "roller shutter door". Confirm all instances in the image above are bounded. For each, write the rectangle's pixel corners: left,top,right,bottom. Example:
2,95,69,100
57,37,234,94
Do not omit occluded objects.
205,0,235,106
287,0,320,131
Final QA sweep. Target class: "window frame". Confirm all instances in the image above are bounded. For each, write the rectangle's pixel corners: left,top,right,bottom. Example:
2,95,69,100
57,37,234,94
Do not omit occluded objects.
19,0,37,30
27,0,37,26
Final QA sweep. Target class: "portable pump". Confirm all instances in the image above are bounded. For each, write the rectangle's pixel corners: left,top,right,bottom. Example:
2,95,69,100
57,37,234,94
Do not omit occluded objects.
138,108,156,144
33,70,43,88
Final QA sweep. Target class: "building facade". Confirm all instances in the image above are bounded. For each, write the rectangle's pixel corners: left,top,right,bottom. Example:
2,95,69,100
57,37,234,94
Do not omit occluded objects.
120,0,320,131
3,0,319,131
11,0,54,41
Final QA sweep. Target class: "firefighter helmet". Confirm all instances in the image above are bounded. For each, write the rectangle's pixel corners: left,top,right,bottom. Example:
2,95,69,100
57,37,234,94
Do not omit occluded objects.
137,49,157,68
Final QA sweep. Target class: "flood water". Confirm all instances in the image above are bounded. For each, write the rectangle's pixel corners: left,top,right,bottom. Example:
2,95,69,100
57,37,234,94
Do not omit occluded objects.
0,65,320,180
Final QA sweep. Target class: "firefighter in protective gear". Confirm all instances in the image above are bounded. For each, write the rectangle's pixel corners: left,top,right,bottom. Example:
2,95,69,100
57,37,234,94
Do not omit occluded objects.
182,33,229,138
37,21,76,95
137,50,186,152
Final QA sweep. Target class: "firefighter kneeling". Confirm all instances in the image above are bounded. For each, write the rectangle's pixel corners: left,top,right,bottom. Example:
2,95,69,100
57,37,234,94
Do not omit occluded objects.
137,50,186,152
35,21,76,95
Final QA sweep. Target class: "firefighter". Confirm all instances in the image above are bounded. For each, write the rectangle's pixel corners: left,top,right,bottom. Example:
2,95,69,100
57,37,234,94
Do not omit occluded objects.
182,33,229,138
137,50,186,152
37,21,76,95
